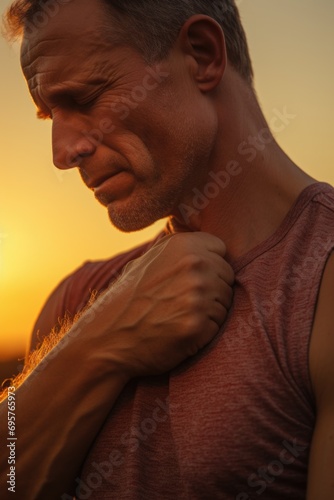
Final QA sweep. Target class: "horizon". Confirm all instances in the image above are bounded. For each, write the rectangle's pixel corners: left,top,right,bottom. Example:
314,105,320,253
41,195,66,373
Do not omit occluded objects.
1,0,334,360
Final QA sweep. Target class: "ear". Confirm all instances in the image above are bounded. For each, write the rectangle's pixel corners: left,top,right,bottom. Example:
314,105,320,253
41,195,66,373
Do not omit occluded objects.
177,15,227,92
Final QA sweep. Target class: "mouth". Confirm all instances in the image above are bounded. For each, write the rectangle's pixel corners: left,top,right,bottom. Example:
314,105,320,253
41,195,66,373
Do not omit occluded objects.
86,168,123,190
93,171,134,205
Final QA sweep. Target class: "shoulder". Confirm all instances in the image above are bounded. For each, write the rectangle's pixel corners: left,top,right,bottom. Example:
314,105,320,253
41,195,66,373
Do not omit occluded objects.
301,182,334,225
29,233,166,353
309,250,334,406
307,250,334,497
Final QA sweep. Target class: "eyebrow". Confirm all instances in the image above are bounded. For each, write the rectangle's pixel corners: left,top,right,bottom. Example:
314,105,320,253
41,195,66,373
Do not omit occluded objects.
46,79,105,100
33,77,110,120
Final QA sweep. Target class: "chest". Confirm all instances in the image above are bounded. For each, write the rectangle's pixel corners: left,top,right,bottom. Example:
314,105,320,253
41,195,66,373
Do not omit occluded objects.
80,294,314,499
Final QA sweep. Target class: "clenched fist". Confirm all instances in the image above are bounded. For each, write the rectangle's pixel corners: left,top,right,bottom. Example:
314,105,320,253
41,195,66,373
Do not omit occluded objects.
81,232,234,378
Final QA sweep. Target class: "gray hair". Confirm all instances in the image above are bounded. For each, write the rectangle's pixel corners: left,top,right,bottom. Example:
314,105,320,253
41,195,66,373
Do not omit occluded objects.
4,0,254,85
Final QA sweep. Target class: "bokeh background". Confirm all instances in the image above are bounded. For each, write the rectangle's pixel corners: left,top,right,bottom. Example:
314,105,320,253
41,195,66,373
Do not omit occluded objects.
1,0,334,380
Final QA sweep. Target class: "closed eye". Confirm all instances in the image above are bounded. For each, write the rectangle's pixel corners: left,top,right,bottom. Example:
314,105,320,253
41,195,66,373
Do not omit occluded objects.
35,86,104,119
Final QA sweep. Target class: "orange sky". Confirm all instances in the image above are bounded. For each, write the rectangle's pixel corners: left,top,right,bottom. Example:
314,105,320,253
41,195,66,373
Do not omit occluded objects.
1,0,334,360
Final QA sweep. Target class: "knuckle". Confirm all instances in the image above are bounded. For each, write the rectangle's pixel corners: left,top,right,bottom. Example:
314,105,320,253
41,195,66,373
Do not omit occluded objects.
180,315,203,337
183,286,207,311
180,253,204,271
218,240,227,256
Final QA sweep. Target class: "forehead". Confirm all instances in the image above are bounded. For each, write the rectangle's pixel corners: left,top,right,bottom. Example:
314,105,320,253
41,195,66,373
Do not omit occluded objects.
20,0,120,85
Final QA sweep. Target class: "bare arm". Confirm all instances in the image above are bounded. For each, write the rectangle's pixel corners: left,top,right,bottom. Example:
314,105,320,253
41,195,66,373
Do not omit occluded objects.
0,232,234,499
0,314,129,499
307,252,334,499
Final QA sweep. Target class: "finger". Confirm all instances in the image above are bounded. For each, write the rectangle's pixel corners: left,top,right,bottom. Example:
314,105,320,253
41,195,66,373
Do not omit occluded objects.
216,282,234,309
218,261,235,286
205,253,235,285
191,231,228,258
208,301,228,327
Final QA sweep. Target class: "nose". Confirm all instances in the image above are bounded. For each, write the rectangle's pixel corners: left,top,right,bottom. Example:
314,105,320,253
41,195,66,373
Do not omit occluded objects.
52,115,97,169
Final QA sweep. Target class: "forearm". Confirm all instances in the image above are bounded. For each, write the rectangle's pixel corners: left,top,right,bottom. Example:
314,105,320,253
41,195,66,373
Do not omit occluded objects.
0,232,234,498
0,317,129,499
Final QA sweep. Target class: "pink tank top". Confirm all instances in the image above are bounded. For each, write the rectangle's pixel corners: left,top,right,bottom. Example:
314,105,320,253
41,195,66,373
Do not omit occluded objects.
33,182,334,499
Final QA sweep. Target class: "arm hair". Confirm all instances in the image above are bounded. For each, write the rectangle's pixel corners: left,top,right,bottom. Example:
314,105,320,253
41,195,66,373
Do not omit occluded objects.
0,291,98,403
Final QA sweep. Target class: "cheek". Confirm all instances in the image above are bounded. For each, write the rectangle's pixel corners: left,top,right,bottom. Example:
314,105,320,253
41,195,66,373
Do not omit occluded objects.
95,77,157,127
95,90,208,180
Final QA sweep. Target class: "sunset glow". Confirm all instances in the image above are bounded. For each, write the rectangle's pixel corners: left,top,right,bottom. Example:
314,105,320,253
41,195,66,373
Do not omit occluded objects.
1,0,333,360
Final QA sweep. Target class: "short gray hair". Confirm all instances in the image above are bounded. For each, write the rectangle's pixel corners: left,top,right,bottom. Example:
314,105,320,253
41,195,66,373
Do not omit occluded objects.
4,0,254,85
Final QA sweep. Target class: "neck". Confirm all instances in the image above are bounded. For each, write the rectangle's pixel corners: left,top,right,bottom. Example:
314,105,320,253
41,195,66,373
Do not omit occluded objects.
169,73,316,261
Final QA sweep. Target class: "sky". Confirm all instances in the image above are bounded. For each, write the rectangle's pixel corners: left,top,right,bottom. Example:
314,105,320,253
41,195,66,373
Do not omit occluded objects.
0,0,333,360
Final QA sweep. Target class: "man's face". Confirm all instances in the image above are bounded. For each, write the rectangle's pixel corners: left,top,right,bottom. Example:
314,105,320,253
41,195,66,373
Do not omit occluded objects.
21,0,218,232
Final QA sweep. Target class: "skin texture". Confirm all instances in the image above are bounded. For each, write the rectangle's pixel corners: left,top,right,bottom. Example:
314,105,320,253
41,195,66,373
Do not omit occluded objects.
20,0,315,258
0,232,234,498
307,252,334,499
0,0,332,497
21,10,221,233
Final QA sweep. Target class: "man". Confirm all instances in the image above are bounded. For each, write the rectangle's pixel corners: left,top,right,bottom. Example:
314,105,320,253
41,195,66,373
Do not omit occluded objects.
0,0,333,499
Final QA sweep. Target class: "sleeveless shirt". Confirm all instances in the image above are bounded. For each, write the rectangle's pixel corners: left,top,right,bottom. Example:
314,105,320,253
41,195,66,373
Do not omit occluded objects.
32,182,334,499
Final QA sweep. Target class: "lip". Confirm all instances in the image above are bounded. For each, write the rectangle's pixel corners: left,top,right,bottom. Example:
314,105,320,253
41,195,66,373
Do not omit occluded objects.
93,171,133,202
94,173,120,192
87,169,123,190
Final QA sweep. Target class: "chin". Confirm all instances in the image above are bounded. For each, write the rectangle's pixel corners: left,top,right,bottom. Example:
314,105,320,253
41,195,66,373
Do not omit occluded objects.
105,185,183,232
107,205,164,233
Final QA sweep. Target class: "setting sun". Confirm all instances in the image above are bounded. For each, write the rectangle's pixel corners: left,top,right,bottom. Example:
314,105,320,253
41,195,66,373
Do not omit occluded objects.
1,0,334,361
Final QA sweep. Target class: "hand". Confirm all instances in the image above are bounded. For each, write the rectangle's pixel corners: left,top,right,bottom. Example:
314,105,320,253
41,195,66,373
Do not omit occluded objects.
85,232,234,377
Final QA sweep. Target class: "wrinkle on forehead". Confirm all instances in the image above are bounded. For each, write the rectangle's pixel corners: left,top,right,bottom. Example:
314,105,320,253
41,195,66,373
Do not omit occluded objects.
21,33,115,74
18,0,142,112
20,0,122,80
21,37,126,107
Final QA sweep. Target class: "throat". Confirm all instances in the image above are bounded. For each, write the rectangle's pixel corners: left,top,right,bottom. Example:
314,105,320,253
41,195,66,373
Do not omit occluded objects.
170,165,317,262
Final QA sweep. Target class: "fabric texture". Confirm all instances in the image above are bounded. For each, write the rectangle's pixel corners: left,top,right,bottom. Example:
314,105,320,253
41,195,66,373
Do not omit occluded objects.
31,182,334,499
